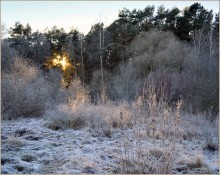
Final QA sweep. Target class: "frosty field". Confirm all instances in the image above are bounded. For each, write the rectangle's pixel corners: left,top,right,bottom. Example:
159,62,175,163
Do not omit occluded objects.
1,114,218,174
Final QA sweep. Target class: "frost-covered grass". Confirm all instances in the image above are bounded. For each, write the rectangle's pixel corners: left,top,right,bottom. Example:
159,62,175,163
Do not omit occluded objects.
1,88,219,174
45,101,132,137
1,114,218,174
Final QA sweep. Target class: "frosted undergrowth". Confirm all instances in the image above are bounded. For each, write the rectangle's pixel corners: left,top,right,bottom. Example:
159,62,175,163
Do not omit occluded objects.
1,117,219,174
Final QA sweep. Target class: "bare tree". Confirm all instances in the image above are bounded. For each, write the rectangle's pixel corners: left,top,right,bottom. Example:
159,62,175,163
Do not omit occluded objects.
79,33,85,87
68,34,77,78
99,25,104,91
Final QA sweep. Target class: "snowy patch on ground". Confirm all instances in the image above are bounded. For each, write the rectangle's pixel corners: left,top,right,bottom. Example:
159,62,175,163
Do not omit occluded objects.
1,117,219,174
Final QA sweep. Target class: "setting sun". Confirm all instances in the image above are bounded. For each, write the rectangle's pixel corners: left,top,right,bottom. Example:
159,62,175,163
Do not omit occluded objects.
51,54,70,70
60,57,67,70
52,54,71,71
56,55,61,59
52,58,59,66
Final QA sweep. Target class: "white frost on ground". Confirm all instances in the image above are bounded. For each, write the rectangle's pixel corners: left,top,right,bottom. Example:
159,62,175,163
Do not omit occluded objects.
1,117,219,174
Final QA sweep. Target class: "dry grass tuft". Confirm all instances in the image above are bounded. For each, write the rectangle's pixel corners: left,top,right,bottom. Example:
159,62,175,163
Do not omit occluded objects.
149,148,163,159
21,154,37,162
6,136,23,149
46,100,132,136
45,106,86,130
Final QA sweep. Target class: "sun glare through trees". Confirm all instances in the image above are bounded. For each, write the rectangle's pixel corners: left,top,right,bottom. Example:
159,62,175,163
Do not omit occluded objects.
52,53,70,71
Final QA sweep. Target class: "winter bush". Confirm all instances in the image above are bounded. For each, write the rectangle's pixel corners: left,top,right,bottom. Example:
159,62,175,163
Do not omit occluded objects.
108,30,189,102
45,105,86,130
109,64,141,101
46,100,132,136
109,29,218,115
171,69,218,114
1,58,63,119
129,29,188,71
173,29,218,114
63,79,90,107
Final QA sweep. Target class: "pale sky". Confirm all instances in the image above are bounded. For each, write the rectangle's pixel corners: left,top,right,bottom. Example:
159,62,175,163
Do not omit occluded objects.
1,1,219,35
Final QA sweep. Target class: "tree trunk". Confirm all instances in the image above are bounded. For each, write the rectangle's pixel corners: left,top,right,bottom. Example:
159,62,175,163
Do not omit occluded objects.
80,40,85,87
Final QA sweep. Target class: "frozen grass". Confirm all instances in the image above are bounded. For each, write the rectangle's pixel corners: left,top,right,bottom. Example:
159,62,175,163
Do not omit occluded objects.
202,117,219,151
5,136,23,150
42,83,219,174
117,96,182,173
46,101,132,137
1,113,219,174
21,154,37,162
114,83,218,174
177,154,213,173
45,105,86,130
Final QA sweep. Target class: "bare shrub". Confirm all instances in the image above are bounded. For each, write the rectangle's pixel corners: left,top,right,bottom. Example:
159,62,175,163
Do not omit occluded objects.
109,64,141,101
43,69,65,106
187,156,204,169
118,125,178,174
176,154,213,173
2,59,45,118
45,105,86,130
45,78,132,134
173,30,219,114
129,29,188,72
46,100,132,136
109,30,190,102
1,58,63,119
63,79,90,108
171,69,218,114
110,28,218,114
84,101,132,132
21,154,37,162
180,155,211,170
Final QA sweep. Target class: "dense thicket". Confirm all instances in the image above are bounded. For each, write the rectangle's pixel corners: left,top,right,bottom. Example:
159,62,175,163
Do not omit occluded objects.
1,2,219,115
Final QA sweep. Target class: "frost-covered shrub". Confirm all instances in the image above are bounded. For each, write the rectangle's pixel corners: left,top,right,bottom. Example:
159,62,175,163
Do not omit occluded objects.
45,105,86,130
108,30,189,101
116,83,184,174
177,155,212,173
171,70,218,114
110,29,218,114
1,58,63,118
46,101,132,136
109,64,141,101
128,29,188,72
79,101,132,130
63,79,90,107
